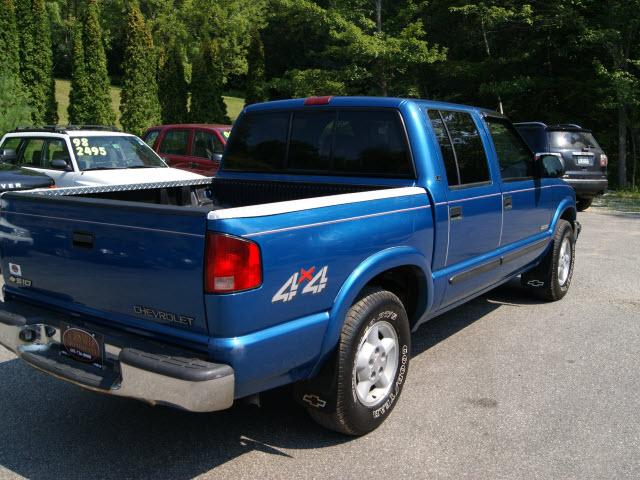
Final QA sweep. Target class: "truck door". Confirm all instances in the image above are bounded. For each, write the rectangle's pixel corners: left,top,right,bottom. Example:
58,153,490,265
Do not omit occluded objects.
427,110,503,307
484,116,557,248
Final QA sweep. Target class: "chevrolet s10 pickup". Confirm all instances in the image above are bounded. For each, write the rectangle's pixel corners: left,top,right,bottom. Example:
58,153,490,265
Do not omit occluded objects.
0,97,579,435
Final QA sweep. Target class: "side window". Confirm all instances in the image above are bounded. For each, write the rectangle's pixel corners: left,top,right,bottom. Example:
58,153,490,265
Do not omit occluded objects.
332,110,412,176
20,138,46,167
288,111,335,171
486,118,533,180
440,111,490,186
193,131,222,159
427,110,491,188
143,130,160,147
43,139,71,169
1,137,22,151
427,110,459,186
159,130,190,155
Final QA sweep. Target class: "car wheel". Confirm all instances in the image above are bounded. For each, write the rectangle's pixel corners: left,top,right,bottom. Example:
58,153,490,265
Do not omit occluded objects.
306,288,411,436
576,197,593,211
522,219,576,301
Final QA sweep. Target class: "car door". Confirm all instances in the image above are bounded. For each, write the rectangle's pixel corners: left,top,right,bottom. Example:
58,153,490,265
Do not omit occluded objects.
484,116,557,247
187,129,224,176
157,128,193,171
427,110,503,308
20,137,77,186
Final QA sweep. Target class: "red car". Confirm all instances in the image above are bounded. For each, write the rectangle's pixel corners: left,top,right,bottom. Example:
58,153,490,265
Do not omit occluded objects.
143,124,231,176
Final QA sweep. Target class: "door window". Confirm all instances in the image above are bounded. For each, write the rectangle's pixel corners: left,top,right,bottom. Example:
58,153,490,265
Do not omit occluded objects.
143,130,160,147
43,139,71,169
159,130,190,155
193,131,224,159
486,118,534,181
427,110,491,188
20,138,46,167
0,137,22,151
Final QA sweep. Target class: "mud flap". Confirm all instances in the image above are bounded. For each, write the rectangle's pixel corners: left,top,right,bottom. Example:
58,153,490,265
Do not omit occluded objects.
293,350,339,413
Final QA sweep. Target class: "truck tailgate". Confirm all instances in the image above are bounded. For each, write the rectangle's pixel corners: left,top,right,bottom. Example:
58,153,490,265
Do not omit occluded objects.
0,194,210,335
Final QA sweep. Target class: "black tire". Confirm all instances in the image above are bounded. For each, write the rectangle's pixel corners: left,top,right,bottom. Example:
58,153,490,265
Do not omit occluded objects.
521,219,576,301
306,288,411,436
576,197,593,212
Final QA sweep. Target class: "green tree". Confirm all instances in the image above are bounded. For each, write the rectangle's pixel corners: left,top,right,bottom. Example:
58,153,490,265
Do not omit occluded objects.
16,0,57,124
0,0,21,75
158,42,189,124
190,40,229,124
245,28,267,105
0,74,33,134
120,4,161,136
78,0,115,126
0,0,32,133
68,20,90,124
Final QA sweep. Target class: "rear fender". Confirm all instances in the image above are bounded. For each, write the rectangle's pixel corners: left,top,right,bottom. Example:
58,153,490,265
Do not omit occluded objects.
309,246,432,377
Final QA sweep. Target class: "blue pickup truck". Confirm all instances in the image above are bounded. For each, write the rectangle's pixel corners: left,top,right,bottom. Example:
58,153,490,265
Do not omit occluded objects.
0,97,579,435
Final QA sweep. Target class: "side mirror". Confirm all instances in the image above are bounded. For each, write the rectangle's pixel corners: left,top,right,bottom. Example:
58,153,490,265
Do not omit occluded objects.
535,152,564,178
0,149,18,163
50,158,71,171
211,153,223,163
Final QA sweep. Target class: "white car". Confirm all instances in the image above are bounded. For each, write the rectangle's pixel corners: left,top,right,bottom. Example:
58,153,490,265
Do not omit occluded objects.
0,127,206,187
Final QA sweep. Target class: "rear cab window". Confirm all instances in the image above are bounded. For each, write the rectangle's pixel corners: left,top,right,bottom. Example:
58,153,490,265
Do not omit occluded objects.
224,109,414,178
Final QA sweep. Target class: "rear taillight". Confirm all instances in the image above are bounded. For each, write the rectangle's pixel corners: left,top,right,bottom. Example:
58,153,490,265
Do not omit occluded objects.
600,154,608,167
205,233,262,293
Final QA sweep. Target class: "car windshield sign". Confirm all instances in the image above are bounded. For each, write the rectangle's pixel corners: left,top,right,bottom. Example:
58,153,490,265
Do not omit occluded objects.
549,131,600,150
72,136,167,171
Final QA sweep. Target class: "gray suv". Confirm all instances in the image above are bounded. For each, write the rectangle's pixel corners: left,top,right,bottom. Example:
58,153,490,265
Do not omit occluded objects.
514,122,608,211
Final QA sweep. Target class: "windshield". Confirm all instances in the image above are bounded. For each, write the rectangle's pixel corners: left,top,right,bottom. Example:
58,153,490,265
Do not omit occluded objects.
549,131,600,150
71,136,167,171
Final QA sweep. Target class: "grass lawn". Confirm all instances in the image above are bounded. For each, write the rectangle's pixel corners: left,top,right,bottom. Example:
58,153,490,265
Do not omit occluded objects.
55,79,244,128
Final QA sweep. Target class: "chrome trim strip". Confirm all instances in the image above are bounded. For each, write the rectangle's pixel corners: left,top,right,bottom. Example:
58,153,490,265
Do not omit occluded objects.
244,205,430,238
3,211,204,238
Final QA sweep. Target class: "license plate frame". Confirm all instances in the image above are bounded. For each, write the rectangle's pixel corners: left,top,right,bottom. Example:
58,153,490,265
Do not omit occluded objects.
575,156,592,166
59,322,105,369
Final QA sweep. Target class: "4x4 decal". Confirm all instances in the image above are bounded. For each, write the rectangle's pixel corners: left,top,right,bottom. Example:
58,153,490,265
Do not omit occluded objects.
272,266,329,303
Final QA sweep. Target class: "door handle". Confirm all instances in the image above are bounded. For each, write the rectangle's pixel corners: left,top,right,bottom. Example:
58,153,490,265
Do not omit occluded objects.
449,205,463,220
72,231,94,249
503,195,513,210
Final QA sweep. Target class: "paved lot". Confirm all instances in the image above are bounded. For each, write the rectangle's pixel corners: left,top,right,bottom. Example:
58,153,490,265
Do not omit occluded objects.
0,208,638,480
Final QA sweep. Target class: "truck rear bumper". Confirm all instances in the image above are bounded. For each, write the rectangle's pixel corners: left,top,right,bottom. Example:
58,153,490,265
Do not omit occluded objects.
0,300,234,412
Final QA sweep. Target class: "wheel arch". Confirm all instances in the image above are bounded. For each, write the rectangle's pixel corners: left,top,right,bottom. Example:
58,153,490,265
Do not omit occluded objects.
309,246,432,377
552,198,577,233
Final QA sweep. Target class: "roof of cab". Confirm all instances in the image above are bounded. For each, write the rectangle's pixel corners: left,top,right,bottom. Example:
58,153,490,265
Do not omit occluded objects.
244,96,504,118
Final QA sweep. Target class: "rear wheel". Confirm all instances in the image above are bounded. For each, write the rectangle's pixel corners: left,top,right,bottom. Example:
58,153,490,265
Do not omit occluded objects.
576,197,593,211
305,288,410,436
522,219,576,301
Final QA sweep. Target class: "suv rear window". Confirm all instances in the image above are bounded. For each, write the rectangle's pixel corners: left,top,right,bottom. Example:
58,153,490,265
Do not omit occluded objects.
549,131,600,150
224,109,414,177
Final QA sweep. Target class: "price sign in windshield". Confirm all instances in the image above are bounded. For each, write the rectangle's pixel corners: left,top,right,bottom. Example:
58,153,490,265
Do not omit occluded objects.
72,138,107,157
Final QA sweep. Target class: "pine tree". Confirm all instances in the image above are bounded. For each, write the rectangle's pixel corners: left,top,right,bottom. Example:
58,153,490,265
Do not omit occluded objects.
68,20,90,124
245,28,267,105
0,0,21,75
80,0,115,126
15,0,57,125
190,40,229,124
158,42,189,124
120,4,161,136
0,0,32,133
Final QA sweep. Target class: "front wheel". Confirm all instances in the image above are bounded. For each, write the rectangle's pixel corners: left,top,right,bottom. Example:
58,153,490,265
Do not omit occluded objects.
522,219,576,301
306,288,411,436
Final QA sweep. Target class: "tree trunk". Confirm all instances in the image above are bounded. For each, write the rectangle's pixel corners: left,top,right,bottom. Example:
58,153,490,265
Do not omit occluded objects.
375,0,382,33
618,106,627,188
631,127,638,189
480,17,504,114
